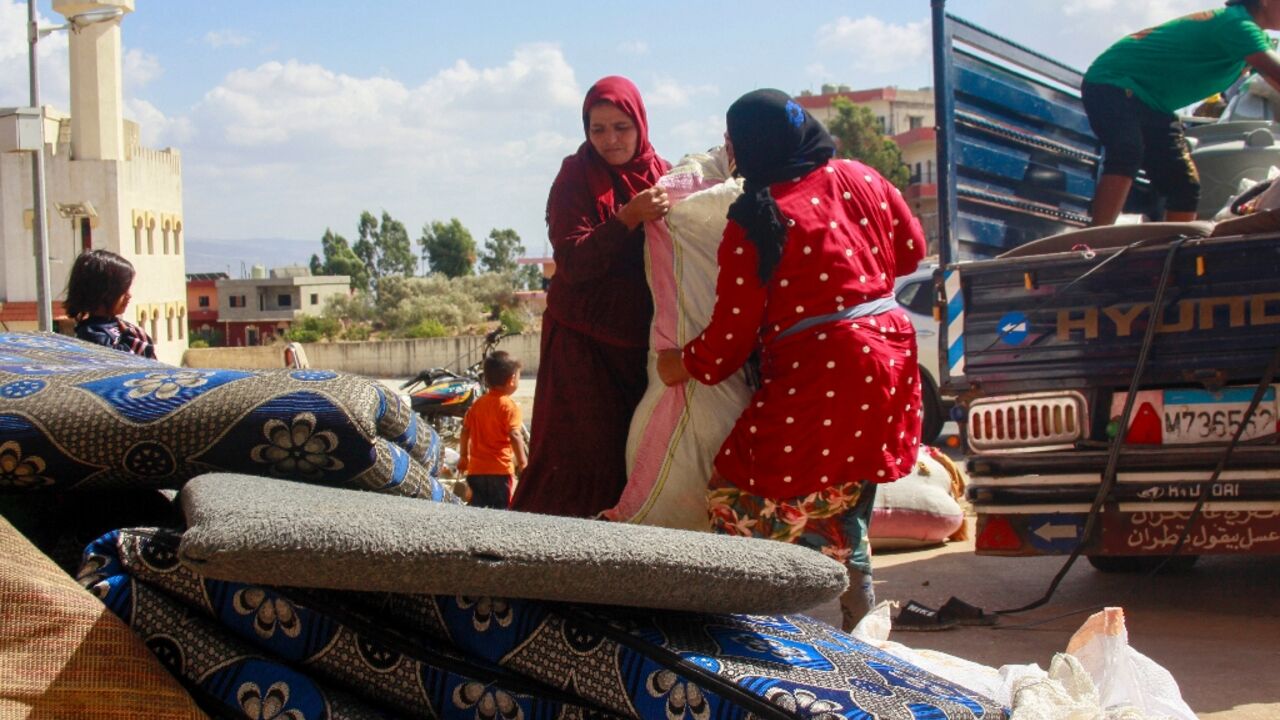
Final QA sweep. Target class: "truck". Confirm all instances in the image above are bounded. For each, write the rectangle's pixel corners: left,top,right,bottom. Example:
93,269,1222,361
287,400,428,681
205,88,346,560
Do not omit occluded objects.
931,1,1280,569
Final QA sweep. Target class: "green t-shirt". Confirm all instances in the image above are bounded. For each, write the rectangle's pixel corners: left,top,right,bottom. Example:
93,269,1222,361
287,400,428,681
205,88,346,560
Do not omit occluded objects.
1085,5,1272,114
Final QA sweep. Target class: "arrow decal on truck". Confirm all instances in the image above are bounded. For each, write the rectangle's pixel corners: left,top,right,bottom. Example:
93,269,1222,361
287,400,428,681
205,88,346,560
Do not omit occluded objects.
1033,522,1078,542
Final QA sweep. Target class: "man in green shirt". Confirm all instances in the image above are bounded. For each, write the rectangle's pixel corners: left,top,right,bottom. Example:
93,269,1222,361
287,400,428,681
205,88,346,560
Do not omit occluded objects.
1084,0,1280,225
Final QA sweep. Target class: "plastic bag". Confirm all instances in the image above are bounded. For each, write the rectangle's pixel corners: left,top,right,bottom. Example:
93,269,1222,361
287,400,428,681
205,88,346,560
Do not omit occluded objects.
1064,607,1196,720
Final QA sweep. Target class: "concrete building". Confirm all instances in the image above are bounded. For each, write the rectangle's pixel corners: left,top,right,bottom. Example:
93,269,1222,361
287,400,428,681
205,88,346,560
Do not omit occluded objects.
0,1,187,363
216,267,350,347
796,85,939,254
186,272,227,344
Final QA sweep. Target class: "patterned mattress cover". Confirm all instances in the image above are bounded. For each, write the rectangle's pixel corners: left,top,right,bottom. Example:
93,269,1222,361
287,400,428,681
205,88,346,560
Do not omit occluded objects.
80,527,1008,720
0,332,449,500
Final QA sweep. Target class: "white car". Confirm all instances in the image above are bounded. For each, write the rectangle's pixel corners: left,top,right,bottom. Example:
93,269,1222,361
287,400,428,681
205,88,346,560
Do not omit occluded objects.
894,264,946,443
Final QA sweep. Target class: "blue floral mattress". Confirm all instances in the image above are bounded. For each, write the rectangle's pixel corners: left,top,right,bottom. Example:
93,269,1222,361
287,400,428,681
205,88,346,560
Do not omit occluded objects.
80,528,1007,720
0,332,448,500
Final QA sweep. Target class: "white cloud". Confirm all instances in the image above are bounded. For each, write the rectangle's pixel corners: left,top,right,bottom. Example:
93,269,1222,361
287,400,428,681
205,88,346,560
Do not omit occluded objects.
177,43,585,243
1062,0,1203,27
964,1,1217,70
124,97,194,148
617,40,649,56
204,30,250,48
642,77,717,109
0,0,70,110
815,16,930,74
124,48,162,90
665,115,727,158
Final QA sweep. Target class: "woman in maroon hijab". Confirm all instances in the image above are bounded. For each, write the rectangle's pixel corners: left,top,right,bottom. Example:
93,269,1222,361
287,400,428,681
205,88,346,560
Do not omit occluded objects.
511,76,671,517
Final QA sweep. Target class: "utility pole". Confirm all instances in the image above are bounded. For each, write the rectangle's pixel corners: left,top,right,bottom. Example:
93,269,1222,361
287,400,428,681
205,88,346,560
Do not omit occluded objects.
28,0,53,332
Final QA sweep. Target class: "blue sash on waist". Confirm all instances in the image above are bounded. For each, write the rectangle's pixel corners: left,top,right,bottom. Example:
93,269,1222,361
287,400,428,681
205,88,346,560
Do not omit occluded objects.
775,296,900,341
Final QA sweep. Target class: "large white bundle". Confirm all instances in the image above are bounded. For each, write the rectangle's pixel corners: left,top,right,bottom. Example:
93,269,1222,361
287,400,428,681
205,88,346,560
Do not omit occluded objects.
602,148,748,529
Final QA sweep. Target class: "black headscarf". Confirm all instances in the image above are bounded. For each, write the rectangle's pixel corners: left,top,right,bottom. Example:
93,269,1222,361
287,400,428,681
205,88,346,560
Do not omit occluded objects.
726,89,837,283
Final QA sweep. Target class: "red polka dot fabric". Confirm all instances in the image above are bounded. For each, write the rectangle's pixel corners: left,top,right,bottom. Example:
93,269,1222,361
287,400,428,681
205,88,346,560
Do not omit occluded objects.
683,159,926,499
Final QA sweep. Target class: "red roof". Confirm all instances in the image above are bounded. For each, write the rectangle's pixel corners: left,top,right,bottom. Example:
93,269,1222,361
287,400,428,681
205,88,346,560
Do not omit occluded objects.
0,301,68,322
795,88,897,109
891,127,936,147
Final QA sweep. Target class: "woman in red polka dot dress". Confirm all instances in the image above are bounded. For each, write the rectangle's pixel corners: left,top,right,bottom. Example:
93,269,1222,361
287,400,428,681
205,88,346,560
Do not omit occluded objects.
657,89,926,630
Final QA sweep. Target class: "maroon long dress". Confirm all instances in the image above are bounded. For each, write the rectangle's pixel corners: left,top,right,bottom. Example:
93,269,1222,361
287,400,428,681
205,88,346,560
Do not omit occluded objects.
511,76,669,517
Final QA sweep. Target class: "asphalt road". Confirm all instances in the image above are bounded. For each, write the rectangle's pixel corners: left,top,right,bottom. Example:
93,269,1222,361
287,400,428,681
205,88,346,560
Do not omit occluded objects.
387,376,1279,717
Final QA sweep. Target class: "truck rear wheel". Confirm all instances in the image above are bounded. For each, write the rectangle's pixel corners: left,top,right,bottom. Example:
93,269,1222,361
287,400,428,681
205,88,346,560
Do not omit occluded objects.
1086,554,1199,573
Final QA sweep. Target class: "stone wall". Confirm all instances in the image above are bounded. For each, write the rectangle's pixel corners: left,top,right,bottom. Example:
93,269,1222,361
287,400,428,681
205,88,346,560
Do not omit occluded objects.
182,332,543,378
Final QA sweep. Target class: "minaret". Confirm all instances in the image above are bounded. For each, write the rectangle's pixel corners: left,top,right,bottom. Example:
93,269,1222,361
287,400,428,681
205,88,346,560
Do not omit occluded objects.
51,0,134,161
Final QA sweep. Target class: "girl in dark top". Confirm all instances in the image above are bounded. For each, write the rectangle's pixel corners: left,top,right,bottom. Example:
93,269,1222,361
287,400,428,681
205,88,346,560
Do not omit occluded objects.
65,249,156,359
510,76,670,517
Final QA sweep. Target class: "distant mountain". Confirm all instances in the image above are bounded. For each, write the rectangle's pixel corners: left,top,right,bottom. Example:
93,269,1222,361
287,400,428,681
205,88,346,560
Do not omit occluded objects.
184,237,323,277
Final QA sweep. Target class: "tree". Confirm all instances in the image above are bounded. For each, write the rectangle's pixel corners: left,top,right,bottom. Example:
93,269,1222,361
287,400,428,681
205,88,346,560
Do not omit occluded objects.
826,97,911,190
419,218,477,278
377,212,417,278
516,263,545,291
480,228,524,274
351,210,417,295
312,228,370,292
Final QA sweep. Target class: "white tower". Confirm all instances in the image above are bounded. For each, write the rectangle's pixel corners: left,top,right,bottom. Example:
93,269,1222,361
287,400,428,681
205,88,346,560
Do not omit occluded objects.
51,0,134,161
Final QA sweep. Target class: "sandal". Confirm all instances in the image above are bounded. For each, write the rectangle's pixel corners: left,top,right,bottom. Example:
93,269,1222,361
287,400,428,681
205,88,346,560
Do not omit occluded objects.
893,600,957,631
938,596,998,626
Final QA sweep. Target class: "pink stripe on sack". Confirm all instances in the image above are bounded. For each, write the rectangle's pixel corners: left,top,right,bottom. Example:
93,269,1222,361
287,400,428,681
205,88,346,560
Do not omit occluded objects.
603,216,684,521
608,383,689,519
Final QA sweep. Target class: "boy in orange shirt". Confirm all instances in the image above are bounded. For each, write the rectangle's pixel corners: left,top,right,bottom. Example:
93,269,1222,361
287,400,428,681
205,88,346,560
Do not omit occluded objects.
457,351,528,508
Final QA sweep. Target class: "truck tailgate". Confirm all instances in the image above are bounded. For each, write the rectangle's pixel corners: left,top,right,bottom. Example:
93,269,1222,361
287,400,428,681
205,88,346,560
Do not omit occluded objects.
945,234,1280,395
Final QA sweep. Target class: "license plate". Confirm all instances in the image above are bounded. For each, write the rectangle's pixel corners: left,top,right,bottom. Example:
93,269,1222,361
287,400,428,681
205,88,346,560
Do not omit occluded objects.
1161,388,1277,445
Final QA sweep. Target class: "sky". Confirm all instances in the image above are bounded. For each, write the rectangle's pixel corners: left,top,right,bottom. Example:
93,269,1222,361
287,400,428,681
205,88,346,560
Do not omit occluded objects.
0,0,1209,272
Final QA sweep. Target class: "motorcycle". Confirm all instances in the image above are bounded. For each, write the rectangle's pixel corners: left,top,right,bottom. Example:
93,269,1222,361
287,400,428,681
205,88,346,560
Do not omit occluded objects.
399,328,519,444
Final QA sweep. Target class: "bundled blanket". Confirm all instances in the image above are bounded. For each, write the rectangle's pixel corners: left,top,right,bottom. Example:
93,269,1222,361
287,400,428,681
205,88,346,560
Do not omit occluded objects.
608,148,749,529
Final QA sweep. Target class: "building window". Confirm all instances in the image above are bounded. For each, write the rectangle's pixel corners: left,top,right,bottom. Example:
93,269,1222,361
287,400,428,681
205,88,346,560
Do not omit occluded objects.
277,294,292,308
80,218,92,252
150,315,159,344
310,293,319,305
146,223,154,254
198,295,210,308
133,221,142,254
174,225,182,254
178,308,185,340
909,115,924,130
876,116,886,133
162,227,170,255
229,295,245,308
166,314,174,341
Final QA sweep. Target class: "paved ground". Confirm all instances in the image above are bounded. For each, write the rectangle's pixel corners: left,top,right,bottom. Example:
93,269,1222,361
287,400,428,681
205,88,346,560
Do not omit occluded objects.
384,376,1280,718
802,526,1280,718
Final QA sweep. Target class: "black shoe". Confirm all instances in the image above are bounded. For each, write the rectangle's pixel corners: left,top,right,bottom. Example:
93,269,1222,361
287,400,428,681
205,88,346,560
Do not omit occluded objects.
893,600,958,631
